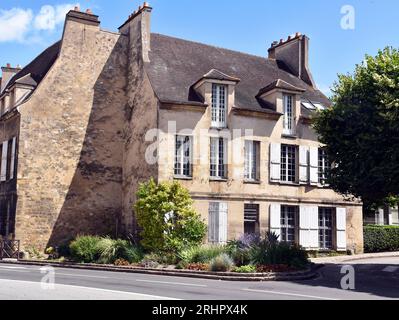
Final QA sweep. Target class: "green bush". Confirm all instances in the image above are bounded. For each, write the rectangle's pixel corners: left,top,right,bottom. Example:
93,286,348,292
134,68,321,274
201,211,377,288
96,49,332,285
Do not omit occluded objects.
364,225,399,253
69,236,143,264
69,236,101,263
250,240,309,269
178,245,227,264
209,254,234,272
232,265,257,273
96,237,144,264
135,179,207,254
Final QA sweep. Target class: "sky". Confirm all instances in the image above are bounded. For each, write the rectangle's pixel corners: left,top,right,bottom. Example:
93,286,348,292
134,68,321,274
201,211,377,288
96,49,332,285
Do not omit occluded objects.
0,0,399,97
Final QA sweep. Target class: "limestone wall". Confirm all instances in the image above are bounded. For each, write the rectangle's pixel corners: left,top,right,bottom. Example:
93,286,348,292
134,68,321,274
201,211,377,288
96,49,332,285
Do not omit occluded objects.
15,17,128,250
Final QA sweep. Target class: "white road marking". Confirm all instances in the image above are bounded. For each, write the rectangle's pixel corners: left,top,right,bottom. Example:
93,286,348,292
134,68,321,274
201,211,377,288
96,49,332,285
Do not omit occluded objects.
0,266,27,270
56,273,110,279
136,279,207,287
0,278,179,300
243,289,338,300
382,266,399,273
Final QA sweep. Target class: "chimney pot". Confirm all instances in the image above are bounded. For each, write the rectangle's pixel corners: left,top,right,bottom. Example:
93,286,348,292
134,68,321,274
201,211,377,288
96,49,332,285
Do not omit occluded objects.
6,63,11,68
74,6,80,11
86,9,93,14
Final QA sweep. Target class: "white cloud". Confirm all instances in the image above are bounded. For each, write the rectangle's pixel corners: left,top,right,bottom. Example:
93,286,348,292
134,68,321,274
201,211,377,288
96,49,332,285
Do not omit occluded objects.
0,4,79,43
34,3,78,31
0,8,33,42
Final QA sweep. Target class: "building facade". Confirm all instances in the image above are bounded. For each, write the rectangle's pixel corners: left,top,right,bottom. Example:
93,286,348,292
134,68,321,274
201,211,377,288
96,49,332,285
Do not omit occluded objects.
0,3,364,253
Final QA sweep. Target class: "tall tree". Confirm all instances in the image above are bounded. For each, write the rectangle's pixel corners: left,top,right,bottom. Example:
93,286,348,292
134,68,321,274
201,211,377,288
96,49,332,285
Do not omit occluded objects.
313,47,399,209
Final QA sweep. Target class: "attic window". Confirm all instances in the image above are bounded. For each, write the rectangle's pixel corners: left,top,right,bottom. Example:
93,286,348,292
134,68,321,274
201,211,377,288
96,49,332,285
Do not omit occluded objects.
301,101,326,111
301,101,316,110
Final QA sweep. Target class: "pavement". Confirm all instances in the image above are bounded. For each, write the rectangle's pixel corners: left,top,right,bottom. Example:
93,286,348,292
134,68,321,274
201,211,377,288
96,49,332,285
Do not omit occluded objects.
0,255,398,300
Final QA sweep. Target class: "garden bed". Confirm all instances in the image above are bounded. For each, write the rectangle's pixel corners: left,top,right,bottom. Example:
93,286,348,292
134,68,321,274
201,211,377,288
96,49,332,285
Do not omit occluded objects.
0,259,318,282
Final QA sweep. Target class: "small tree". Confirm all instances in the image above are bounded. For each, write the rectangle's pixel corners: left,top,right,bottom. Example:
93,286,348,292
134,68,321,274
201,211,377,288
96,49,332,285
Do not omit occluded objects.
134,179,207,254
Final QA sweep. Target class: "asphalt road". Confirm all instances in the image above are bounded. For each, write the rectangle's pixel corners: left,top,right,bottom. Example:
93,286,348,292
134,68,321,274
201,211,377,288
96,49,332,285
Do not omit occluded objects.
0,257,397,300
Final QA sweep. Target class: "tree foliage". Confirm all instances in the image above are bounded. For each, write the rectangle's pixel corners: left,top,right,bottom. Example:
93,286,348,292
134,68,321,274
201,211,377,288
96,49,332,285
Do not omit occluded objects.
313,47,399,208
134,179,207,254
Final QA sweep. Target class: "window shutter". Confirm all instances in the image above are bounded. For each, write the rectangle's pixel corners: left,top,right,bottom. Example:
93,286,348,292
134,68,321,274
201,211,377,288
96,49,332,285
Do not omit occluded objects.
336,207,347,251
208,203,219,243
270,143,281,182
1,141,8,182
309,146,318,186
299,146,309,184
218,202,228,244
10,137,16,180
299,206,319,249
269,203,281,239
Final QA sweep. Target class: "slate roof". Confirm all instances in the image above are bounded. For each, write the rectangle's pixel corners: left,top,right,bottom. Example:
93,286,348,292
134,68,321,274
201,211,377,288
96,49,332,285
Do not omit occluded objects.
1,41,61,94
146,33,331,112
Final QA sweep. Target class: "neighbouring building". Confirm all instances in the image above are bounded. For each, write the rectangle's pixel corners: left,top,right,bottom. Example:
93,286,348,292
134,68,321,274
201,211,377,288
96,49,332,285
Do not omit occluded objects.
0,3,364,253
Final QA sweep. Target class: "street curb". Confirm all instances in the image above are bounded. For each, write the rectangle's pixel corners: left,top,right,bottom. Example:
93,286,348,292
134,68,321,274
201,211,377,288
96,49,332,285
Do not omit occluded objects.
0,259,318,282
310,252,399,264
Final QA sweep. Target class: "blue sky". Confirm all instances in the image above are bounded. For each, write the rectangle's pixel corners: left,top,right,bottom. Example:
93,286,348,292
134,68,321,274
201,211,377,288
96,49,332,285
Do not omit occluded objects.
1,0,398,96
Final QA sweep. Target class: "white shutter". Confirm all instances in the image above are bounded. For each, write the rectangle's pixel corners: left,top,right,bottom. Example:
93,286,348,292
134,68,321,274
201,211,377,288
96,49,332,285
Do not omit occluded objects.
208,203,219,243
299,146,309,184
218,202,228,244
270,143,281,182
336,207,347,251
309,147,319,186
299,206,319,249
0,141,8,181
269,203,281,239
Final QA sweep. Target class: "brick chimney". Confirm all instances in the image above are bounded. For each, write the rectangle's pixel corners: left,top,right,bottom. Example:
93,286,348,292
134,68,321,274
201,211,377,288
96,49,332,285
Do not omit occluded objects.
268,33,316,87
119,2,152,63
1,63,21,92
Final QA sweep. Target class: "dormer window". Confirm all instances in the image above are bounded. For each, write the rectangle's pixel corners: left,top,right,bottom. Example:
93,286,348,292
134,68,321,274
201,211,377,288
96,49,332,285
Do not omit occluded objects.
283,94,295,135
211,84,227,128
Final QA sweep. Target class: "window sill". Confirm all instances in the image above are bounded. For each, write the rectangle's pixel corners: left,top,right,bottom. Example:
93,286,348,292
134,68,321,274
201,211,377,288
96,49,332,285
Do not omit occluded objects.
272,181,300,187
210,177,228,182
244,180,261,185
281,133,298,139
174,176,193,181
210,126,228,131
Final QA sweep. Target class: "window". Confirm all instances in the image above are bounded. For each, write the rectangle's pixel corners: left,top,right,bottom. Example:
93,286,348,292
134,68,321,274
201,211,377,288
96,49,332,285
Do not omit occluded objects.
211,84,227,128
210,137,227,179
319,207,333,249
318,148,330,185
281,144,297,183
208,202,228,244
281,205,297,244
283,94,295,135
244,204,260,235
244,141,260,181
174,135,192,178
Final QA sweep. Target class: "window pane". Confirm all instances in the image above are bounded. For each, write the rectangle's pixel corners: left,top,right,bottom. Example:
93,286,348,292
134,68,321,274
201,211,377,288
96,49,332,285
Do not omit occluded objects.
281,145,296,182
175,136,192,177
281,205,297,245
319,207,333,249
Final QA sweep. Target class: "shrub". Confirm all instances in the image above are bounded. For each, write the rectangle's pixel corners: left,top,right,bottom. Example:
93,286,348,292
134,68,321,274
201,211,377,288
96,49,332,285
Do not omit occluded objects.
250,240,309,269
364,225,399,253
135,179,207,254
69,236,101,263
209,254,234,272
232,265,257,273
179,245,227,264
96,238,143,264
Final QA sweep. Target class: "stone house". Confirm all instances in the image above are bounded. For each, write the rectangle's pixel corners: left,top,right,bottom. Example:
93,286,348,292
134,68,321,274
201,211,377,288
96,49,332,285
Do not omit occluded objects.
0,3,364,253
